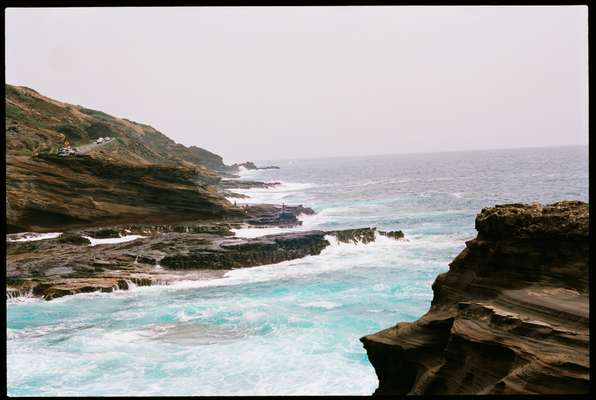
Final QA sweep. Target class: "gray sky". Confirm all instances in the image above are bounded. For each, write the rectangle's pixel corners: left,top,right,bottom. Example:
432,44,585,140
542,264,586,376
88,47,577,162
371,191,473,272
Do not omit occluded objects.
5,6,588,163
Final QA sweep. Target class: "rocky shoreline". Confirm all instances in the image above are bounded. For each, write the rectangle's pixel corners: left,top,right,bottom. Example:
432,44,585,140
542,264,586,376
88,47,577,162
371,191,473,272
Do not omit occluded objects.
6,201,404,301
8,85,372,301
361,201,589,395
6,85,589,396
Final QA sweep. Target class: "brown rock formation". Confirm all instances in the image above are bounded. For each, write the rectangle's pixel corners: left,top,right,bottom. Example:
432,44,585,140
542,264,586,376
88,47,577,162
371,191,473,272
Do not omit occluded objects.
160,231,329,270
329,227,377,244
6,154,239,233
219,180,282,189
361,201,589,395
6,224,402,301
243,204,315,227
5,84,257,233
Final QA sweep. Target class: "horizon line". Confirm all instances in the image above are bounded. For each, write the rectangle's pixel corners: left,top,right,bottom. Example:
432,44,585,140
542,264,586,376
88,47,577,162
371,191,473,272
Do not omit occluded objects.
251,143,588,164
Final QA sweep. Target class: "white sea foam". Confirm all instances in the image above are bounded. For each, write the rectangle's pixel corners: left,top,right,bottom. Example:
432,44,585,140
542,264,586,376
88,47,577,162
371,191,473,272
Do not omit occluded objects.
230,181,315,205
60,230,461,303
6,294,42,305
5,229,465,307
7,232,62,242
83,234,146,246
231,212,317,238
302,301,339,309
6,228,461,396
132,233,426,294
230,205,374,240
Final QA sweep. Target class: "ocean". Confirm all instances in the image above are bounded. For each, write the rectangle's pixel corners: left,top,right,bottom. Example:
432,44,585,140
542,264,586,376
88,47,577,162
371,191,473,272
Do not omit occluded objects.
6,145,589,396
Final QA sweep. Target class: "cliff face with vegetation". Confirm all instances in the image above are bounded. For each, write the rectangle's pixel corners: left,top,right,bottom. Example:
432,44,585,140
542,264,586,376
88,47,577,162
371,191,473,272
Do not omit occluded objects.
6,85,229,170
5,85,240,232
361,201,589,395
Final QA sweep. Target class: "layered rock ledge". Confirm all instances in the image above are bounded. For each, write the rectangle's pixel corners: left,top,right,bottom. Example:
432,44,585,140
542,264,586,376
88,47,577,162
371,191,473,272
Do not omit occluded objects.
7,221,404,301
361,201,589,395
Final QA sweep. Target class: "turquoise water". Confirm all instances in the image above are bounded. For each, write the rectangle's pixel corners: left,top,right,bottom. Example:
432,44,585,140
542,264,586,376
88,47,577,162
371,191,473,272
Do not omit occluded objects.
7,146,588,396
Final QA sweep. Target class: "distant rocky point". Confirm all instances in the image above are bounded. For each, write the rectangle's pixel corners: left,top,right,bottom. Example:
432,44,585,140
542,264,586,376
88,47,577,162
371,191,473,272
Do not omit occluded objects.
361,201,589,395
231,161,280,170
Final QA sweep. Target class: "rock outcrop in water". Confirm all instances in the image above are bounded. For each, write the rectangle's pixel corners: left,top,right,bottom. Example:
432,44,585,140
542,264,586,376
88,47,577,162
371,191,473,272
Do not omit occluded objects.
6,230,329,300
329,227,377,244
361,201,589,395
243,204,315,227
219,180,281,190
378,230,405,240
230,161,280,170
160,231,330,270
7,222,404,300
6,224,405,300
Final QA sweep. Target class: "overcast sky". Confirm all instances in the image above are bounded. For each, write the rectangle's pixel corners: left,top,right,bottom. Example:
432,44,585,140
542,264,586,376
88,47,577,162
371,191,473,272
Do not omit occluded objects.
5,6,588,163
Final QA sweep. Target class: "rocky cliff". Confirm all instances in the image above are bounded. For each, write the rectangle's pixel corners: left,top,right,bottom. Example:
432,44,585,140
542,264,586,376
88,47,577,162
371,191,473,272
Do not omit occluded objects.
6,154,239,233
361,201,589,395
5,85,254,232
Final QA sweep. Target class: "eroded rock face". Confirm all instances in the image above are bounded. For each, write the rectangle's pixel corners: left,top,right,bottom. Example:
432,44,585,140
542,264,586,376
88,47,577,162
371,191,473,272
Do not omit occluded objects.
361,201,589,395
6,154,240,233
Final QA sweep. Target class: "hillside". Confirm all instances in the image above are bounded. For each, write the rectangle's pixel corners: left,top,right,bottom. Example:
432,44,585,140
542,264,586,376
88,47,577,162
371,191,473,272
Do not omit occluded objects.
5,85,243,232
6,85,230,172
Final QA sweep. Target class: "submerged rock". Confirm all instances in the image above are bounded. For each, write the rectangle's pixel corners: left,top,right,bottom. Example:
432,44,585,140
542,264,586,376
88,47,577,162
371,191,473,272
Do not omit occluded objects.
361,201,589,395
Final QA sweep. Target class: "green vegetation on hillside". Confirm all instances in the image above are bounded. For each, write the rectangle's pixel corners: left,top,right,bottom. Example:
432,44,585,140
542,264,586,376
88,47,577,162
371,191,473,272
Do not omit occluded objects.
79,106,113,120
5,84,231,173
